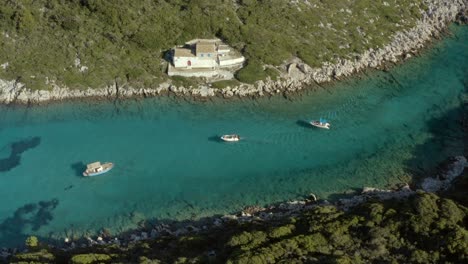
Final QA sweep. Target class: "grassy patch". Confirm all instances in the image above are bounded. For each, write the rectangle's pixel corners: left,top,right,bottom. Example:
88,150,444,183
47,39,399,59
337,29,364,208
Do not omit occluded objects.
210,79,240,89
235,61,268,84
170,76,203,88
264,68,280,81
235,62,281,83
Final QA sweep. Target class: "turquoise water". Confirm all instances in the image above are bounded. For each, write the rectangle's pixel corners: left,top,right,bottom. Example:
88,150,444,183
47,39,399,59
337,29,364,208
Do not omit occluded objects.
0,25,466,246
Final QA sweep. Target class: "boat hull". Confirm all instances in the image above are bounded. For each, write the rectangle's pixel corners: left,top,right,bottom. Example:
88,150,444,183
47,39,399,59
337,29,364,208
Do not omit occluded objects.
221,137,239,142
310,121,330,129
83,163,114,177
221,135,240,142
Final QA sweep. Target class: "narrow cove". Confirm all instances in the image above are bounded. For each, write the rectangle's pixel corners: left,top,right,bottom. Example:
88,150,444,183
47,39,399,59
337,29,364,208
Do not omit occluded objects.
0,25,466,247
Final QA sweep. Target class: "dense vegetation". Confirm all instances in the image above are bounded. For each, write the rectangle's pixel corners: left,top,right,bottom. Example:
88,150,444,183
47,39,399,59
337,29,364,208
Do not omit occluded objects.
0,0,425,89
9,186,468,263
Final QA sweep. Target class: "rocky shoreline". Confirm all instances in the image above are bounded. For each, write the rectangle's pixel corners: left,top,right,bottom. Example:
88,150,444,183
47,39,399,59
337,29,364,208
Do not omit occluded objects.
57,156,468,249
1,156,465,259
0,0,466,105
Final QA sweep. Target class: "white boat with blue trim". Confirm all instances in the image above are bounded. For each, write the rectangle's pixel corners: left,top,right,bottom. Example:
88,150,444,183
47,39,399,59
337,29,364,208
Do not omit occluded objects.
83,161,114,177
310,118,331,129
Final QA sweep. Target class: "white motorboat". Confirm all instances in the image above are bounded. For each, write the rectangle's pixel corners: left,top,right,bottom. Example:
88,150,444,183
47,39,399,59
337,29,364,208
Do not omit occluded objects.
310,118,331,129
83,161,114,177
221,134,240,142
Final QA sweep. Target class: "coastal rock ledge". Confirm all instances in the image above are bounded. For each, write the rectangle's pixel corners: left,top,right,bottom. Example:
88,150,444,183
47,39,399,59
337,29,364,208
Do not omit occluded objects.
50,155,467,251
0,0,466,104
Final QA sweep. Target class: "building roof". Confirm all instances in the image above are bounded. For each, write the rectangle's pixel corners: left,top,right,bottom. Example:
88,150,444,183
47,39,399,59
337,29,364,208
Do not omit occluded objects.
174,48,195,58
217,45,230,51
196,42,216,54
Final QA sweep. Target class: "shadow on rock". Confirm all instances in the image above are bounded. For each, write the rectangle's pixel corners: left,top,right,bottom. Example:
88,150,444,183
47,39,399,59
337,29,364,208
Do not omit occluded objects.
0,137,41,173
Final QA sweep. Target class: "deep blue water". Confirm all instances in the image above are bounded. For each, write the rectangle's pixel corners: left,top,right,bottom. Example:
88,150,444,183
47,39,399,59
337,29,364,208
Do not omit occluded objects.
0,25,466,247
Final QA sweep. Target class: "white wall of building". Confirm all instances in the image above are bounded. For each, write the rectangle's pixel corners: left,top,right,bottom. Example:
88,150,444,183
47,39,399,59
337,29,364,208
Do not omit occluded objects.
219,57,245,67
193,58,217,68
174,57,217,69
168,69,218,78
174,56,192,68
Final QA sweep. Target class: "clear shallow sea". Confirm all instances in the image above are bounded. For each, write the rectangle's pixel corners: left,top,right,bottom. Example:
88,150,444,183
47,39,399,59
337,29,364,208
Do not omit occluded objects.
0,25,466,247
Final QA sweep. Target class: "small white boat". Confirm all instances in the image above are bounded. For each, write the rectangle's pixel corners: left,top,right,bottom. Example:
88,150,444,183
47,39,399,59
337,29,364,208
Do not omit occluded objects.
83,161,114,177
310,118,331,129
220,134,240,142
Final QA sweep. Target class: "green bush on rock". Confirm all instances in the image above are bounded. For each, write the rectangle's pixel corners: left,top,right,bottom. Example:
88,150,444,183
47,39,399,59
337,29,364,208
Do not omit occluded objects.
12,249,54,263
70,253,112,264
25,236,39,248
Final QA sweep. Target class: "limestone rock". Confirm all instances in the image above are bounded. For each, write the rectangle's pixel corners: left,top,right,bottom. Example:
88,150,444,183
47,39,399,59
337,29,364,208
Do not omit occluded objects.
421,156,467,192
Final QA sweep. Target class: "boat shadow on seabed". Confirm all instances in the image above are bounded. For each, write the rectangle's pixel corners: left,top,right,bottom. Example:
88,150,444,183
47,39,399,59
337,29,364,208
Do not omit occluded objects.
71,162,87,177
208,135,224,143
296,120,311,128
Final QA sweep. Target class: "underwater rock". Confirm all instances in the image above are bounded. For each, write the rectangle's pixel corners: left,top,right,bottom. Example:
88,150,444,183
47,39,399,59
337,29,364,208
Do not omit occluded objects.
437,156,467,180
421,156,467,192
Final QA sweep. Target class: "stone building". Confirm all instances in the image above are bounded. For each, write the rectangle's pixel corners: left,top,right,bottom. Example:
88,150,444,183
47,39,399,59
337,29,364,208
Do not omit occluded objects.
169,39,245,77
173,41,217,69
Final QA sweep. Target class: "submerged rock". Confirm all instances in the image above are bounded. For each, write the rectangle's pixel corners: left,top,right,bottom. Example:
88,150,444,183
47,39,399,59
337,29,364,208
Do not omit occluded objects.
421,156,467,192
437,156,467,180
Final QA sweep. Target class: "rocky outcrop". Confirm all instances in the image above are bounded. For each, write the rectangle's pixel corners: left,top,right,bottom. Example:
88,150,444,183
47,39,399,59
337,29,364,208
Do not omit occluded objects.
421,156,467,192
0,0,465,104
336,184,415,211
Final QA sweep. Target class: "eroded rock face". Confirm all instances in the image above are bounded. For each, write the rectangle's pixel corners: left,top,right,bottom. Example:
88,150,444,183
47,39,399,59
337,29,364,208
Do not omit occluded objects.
0,0,465,104
288,63,307,80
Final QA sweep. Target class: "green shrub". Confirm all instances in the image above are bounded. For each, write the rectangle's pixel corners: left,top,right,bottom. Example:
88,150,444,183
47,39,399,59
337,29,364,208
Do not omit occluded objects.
139,256,162,264
227,231,268,250
70,253,112,264
13,249,54,262
25,236,39,248
268,225,294,239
